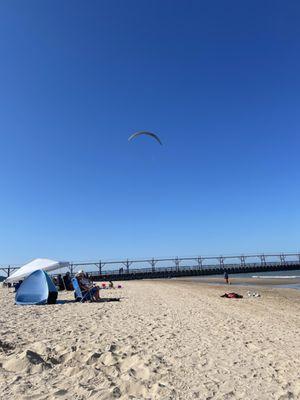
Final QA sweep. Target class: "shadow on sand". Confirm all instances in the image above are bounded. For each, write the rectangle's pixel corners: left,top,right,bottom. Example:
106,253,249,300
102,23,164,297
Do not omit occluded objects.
56,298,121,305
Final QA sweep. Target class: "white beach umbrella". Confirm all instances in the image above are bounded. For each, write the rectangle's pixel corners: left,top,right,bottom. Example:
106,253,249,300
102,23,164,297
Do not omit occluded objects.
5,258,69,283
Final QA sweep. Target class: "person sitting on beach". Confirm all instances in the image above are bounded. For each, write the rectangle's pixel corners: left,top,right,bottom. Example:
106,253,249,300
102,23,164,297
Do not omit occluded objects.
52,276,58,287
63,272,73,291
14,280,23,292
57,274,65,291
76,271,100,301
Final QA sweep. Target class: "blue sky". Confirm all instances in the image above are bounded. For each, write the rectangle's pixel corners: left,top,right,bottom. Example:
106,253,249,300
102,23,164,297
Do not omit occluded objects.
0,0,299,264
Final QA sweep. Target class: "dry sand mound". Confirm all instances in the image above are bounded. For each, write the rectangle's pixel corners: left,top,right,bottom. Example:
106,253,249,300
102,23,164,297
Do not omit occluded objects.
3,349,51,373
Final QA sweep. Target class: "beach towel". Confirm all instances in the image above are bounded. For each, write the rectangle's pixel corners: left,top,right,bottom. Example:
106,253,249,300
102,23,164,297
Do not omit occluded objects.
221,292,243,299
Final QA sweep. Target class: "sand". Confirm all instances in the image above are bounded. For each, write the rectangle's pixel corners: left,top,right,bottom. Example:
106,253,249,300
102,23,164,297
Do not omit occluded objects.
0,280,299,400
176,276,300,288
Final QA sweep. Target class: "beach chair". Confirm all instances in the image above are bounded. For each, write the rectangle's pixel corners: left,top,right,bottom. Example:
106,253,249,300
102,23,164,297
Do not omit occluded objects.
72,277,93,302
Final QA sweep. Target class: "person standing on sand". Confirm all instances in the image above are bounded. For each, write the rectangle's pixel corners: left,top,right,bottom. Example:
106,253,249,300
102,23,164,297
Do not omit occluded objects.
224,270,229,284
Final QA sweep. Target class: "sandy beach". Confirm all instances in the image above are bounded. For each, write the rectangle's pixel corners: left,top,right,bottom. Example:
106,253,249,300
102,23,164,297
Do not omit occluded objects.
0,280,299,400
175,275,300,288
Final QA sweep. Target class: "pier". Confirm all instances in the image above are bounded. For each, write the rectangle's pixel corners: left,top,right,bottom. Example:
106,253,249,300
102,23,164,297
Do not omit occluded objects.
1,252,299,281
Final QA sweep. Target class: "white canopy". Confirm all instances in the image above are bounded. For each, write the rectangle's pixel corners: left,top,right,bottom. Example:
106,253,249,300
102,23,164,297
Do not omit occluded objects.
5,258,69,283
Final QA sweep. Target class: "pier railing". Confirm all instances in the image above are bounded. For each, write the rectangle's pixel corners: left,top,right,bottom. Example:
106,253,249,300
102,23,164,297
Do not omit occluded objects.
1,252,300,280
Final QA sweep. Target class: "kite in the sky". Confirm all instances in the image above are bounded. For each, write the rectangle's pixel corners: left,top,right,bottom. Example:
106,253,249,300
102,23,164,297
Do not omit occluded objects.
128,131,162,145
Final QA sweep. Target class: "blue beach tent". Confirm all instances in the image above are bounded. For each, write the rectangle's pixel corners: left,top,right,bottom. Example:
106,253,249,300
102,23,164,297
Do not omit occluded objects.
15,269,58,305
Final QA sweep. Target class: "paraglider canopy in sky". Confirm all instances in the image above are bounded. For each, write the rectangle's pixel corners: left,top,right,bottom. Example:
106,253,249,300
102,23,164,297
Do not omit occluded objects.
128,131,162,145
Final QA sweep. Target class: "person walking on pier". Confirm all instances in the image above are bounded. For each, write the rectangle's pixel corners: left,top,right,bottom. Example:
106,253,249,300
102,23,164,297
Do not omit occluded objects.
224,270,229,284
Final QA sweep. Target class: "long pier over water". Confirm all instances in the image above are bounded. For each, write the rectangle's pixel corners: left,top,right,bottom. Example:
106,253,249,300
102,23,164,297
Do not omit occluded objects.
2,253,299,281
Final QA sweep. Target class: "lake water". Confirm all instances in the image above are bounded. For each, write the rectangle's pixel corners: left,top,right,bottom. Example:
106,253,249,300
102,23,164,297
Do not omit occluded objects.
180,269,300,290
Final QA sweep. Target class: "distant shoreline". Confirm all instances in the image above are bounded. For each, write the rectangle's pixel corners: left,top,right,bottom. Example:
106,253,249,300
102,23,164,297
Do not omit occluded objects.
172,276,300,291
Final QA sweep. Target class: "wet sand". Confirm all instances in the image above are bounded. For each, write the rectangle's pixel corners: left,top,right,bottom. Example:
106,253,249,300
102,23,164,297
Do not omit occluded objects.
175,276,300,288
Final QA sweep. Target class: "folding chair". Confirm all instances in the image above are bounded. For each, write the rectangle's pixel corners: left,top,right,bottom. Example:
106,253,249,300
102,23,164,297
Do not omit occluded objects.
72,277,93,302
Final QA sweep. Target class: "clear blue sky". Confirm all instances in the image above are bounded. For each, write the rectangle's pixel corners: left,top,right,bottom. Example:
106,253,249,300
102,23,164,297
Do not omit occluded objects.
0,1,299,264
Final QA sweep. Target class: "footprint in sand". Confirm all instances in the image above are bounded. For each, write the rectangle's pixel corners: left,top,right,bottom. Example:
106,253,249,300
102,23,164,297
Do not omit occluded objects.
100,351,119,366
85,351,101,365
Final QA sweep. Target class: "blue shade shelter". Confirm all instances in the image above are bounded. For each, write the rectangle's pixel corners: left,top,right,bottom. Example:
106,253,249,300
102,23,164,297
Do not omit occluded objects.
15,269,58,305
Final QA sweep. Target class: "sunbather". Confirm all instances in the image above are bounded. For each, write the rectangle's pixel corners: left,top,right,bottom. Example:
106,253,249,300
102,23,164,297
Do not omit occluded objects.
76,271,100,301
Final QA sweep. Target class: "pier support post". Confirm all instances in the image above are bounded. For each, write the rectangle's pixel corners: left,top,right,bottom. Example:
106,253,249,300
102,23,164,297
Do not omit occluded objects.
197,257,203,270
123,260,132,274
240,256,246,268
148,258,157,272
69,263,74,275
174,257,180,272
219,256,224,270
260,254,266,266
98,261,102,276
279,254,286,265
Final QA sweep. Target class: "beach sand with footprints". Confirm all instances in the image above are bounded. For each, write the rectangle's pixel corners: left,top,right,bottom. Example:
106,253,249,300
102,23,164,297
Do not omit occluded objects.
0,280,299,399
